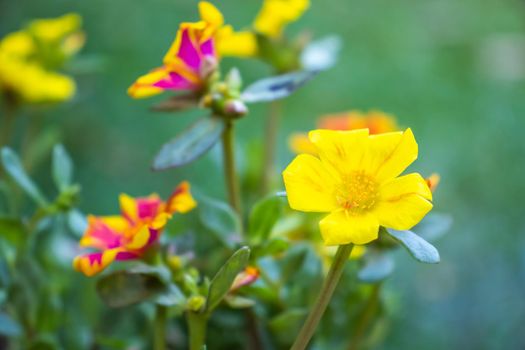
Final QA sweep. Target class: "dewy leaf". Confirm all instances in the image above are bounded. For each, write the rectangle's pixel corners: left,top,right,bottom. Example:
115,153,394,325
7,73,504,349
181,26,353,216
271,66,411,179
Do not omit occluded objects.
241,70,317,103
205,246,250,313
0,312,22,337
151,93,199,113
385,228,440,264
358,253,395,283
413,213,453,242
152,117,225,171
52,144,73,191
1,147,48,207
301,35,342,72
248,195,284,243
198,195,242,248
96,265,170,308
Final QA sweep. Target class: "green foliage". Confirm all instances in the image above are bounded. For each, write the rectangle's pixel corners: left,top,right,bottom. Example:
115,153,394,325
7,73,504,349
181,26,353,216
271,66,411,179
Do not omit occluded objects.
248,194,284,243
96,265,181,308
197,195,242,249
0,312,22,337
241,71,317,103
205,247,250,313
384,228,440,264
1,147,48,207
152,117,225,171
51,144,73,192
358,253,395,283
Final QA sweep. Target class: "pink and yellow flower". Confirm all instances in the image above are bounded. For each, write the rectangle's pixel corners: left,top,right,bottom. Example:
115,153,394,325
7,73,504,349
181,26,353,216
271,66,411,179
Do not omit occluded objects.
74,182,197,276
128,2,256,98
289,110,400,156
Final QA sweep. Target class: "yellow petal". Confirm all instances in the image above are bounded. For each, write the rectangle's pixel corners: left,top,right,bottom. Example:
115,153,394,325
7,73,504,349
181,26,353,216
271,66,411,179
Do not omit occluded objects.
374,173,433,230
288,133,317,155
73,248,121,277
366,128,418,183
282,154,338,212
126,226,151,250
254,0,310,38
308,129,369,177
217,26,258,57
167,181,197,214
119,193,138,221
319,211,379,245
199,1,224,27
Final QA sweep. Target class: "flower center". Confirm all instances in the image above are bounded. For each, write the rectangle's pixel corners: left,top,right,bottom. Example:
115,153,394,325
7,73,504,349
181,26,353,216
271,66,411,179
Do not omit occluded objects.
335,171,378,213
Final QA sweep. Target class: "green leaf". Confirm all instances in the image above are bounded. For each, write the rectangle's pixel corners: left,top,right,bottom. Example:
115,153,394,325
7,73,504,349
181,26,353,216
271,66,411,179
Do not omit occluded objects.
224,294,255,309
241,71,317,103
1,147,47,207
198,195,241,248
413,213,453,242
385,228,440,264
152,117,225,171
0,216,25,247
205,246,250,313
154,283,186,307
0,312,22,337
67,209,87,237
248,195,284,243
358,253,395,283
96,265,170,308
301,35,342,71
252,237,290,259
52,144,73,191
151,93,199,113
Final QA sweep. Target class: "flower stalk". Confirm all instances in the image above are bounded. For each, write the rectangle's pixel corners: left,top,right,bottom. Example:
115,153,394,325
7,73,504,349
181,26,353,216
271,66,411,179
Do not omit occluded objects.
291,243,354,350
187,312,208,350
221,120,242,215
154,305,167,350
262,100,281,194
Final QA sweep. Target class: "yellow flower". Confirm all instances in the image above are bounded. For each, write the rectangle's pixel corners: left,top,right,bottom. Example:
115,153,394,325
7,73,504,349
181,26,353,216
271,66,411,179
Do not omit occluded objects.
199,1,258,57
289,110,400,155
254,0,310,38
283,128,433,246
0,13,83,103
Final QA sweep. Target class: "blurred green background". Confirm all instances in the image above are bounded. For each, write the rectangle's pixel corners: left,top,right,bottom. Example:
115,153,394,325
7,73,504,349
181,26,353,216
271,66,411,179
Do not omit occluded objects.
1,0,525,349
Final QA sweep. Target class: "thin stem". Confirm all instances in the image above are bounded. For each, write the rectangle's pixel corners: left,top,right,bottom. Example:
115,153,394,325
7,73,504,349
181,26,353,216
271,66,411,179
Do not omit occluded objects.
261,101,281,194
290,244,354,350
221,120,242,215
154,305,167,350
187,312,207,350
347,283,381,350
1,96,17,147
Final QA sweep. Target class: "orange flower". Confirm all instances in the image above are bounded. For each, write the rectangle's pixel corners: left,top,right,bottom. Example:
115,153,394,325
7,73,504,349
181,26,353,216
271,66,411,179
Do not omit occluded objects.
289,110,400,155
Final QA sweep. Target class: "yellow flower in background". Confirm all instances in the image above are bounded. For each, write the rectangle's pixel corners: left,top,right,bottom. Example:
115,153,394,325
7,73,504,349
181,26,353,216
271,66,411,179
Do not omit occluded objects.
426,173,440,192
289,110,400,155
198,1,258,57
0,13,83,104
283,128,433,245
254,0,310,38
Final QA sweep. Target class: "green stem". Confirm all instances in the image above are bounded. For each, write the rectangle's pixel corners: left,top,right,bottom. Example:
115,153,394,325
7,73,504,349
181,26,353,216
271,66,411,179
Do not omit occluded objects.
261,100,281,194
187,312,207,350
290,244,354,350
1,96,17,147
347,283,381,350
154,305,167,350
221,120,242,215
